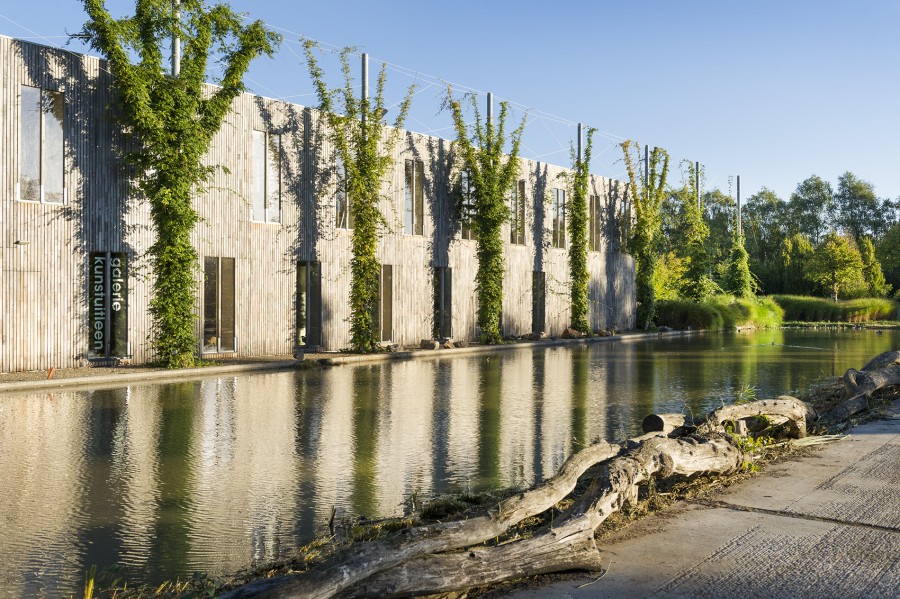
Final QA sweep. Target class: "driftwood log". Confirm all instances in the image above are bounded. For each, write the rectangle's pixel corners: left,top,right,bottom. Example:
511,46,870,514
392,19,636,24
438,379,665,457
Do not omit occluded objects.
698,396,817,438
226,397,816,599
830,351,900,421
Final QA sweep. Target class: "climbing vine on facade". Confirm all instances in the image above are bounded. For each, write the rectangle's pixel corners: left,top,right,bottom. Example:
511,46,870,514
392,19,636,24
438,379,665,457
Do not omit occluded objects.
622,140,670,330
446,90,526,344
80,0,278,367
303,42,414,352
568,128,595,332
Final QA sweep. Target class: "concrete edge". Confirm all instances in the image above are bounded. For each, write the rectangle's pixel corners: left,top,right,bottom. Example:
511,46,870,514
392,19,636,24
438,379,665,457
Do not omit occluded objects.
0,329,703,394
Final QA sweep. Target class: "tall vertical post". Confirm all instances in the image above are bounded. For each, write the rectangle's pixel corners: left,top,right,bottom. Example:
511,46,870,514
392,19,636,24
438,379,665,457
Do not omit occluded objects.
361,53,369,129
486,92,493,128
577,123,583,163
171,0,181,76
643,144,649,188
736,175,742,238
695,161,700,210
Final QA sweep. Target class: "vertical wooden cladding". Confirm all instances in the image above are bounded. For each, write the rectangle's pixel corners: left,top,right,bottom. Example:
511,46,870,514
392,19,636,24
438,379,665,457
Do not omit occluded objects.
0,36,635,373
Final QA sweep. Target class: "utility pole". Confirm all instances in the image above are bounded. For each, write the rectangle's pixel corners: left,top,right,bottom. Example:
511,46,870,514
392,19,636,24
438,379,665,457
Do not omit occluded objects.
695,161,700,210
486,92,493,129
643,144,649,188
171,0,180,76
361,53,368,129
577,123,583,163
737,175,742,238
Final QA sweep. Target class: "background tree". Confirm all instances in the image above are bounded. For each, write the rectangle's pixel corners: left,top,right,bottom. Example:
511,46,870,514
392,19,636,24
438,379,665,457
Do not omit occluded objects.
722,231,755,298
789,175,834,244
80,0,278,367
742,187,788,293
568,128,595,332
804,232,865,301
780,234,814,295
834,171,881,241
304,43,414,352
702,189,735,281
859,237,891,298
446,91,526,344
622,141,670,330
876,223,900,294
671,163,718,300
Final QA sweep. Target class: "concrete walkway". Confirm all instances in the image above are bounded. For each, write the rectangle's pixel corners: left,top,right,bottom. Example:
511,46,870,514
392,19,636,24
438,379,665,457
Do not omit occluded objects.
507,401,900,599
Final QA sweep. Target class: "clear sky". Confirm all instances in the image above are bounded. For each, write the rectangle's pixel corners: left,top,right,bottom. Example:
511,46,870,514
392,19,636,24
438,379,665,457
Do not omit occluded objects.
3,0,899,202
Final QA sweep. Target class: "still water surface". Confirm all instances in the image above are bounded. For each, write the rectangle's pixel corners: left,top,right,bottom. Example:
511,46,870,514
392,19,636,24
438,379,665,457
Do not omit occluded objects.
1,329,897,596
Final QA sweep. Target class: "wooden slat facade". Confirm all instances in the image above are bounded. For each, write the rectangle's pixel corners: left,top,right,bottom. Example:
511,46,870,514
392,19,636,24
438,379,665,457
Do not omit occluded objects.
0,36,634,373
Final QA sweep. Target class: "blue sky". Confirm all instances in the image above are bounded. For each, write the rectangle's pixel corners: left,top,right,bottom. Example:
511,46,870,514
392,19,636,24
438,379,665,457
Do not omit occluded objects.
3,1,899,202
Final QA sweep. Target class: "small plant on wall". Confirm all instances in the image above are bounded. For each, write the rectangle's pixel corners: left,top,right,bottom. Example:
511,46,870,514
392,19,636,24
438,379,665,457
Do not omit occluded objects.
568,127,595,333
80,0,279,367
622,140,670,330
445,90,526,344
303,42,414,352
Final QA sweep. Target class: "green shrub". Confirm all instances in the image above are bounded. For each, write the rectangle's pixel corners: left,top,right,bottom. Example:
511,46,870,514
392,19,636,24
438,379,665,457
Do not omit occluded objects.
771,295,897,322
655,296,783,330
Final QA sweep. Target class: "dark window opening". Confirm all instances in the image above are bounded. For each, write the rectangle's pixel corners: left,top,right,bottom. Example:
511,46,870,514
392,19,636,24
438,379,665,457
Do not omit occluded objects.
509,179,526,245
297,261,323,347
552,188,566,248
379,264,393,341
203,257,236,353
433,267,452,339
404,159,425,235
460,170,477,241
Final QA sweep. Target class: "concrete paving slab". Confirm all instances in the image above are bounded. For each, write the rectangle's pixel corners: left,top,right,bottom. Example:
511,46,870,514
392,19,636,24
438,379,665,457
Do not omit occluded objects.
506,402,900,599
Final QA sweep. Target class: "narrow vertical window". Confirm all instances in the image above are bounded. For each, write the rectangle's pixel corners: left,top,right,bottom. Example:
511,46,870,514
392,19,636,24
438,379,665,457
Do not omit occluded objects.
552,188,566,248
251,130,281,223
433,267,452,338
203,257,236,353
379,264,393,341
460,170,477,240
404,159,424,235
88,252,129,358
532,271,546,334
19,86,65,204
589,193,601,252
297,261,323,347
334,155,352,229
509,179,526,245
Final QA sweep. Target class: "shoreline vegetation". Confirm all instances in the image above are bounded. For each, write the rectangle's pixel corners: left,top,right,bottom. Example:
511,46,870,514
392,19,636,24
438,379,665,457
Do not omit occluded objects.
655,294,898,331
81,350,900,599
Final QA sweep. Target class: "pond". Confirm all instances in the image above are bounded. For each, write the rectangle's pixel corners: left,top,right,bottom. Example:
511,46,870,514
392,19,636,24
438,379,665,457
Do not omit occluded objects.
1,328,897,596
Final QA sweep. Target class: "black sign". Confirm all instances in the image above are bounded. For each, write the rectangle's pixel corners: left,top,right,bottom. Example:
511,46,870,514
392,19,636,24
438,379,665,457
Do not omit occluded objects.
89,252,128,357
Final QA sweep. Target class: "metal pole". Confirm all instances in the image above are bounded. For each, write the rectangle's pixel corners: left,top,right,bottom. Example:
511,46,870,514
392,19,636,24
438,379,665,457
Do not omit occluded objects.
171,0,180,76
361,53,368,130
577,123,583,163
486,92,493,128
737,175,742,238
643,144,649,188
695,161,700,210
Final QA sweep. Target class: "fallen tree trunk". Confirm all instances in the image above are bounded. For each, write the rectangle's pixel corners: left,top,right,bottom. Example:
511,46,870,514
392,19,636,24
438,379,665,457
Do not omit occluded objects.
830,352,900,421
699,396,817,438
238,442,620,599
343,435,744,598
641,413,693,434
228,399,816,599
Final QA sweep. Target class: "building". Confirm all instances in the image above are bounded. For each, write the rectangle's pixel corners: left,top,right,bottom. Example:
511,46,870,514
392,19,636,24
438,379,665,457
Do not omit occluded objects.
0,35,635,373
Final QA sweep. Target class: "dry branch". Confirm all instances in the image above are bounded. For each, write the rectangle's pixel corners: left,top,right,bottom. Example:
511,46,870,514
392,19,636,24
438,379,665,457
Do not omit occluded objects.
699,397,817,438
240,442,620,599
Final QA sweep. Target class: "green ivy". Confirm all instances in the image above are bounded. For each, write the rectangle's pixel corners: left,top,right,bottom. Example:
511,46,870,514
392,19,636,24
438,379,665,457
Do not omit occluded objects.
80,0,279,368
568,128,595,332
622,141,670,331
446,90,526,344
303,42,414,353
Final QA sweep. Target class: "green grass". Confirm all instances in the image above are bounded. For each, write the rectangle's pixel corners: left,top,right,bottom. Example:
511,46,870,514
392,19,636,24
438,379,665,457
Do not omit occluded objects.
771,295,898,322
655,295,784,330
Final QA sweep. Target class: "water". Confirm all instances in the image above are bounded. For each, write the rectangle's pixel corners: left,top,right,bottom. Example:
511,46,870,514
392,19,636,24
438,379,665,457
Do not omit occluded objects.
0,329,896,596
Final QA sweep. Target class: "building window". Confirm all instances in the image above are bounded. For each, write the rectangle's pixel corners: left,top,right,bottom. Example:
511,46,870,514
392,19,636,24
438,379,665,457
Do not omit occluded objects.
532,271,546,334
251,130,281,223
334,155,352,229
460,170,477,240
433,267,452,339
88,252,128,358
297,261,322,347
589,193,602,252
551,188,566,248
203,257,236,353
509,179,526,245
18,85,65,204
378,264,393,341
404,159,424,235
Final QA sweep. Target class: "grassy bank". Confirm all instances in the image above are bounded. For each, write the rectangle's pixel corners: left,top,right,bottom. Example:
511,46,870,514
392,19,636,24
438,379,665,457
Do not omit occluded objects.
770,295,898,323
655,295,784,330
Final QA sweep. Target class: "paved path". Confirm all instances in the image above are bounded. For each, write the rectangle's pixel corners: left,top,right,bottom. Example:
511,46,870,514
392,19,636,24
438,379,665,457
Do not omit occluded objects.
507,401,900,599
